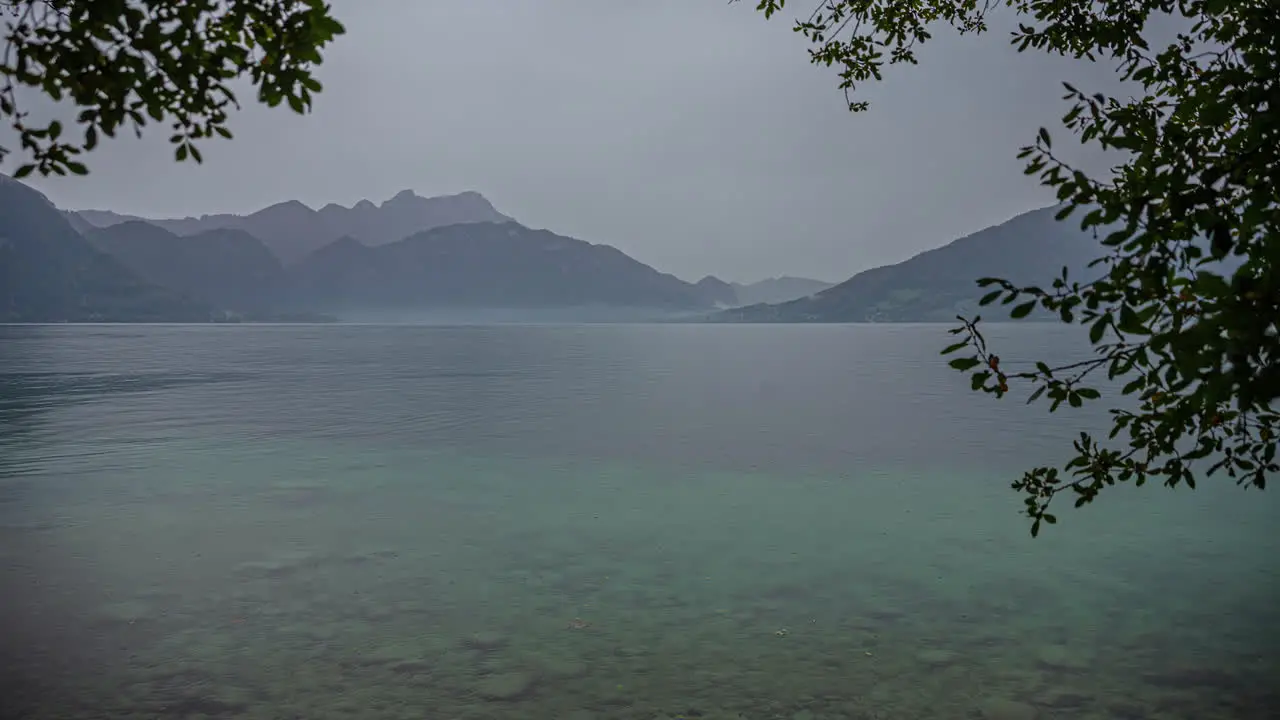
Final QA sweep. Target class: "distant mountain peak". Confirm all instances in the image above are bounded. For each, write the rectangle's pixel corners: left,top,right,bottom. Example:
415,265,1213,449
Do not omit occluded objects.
693,275,738,306
725,276,836,306
383,189,420,205
66,189,513,265
380,188,494,208
260,199,313,214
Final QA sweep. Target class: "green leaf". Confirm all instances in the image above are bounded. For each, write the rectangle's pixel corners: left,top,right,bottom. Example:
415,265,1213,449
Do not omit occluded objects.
948,357,982,372
1117,304,1147,335
1089,316,1108,344
941,342,968,355
1010,301,1037,319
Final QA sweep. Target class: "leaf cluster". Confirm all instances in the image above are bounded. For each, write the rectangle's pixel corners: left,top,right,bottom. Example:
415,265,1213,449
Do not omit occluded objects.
1,0,345,177
744,0,1279,535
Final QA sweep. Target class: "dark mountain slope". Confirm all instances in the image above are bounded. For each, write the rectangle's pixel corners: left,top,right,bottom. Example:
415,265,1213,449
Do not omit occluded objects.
284,222,715,312
284,236,382,309
0,176,207,322
716,205,1105,323
86,222,285,313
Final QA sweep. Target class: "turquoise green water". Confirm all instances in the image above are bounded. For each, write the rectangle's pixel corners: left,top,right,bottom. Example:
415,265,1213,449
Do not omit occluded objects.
0,324,1276,719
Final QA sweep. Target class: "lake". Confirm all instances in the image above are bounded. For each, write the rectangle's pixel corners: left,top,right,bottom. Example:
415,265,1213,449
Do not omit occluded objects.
0,323,1275,720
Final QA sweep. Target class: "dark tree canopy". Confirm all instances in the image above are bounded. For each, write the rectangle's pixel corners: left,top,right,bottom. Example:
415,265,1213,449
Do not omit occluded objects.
743,0,1279,535
1,0,345,177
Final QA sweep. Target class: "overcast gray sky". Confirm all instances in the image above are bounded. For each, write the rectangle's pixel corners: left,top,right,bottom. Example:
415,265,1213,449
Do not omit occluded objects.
12,0,1123,284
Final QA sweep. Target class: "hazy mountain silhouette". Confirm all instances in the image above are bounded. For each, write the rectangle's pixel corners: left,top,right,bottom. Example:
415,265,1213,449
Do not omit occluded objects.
693,276,739,307
85,222,286,314
0,176,208,322
682,275,834,307
730,276,833,306
72,189,511,264
284,221,722,314
714,206,1107,322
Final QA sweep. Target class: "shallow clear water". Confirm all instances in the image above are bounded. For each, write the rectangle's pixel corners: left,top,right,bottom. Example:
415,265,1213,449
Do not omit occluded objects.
0,323,1275,720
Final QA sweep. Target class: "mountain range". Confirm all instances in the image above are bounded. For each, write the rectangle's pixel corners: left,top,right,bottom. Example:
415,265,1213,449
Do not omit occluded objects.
3,173,1118,324
281,222,717,314
2,177,836,322
69,189,513,265
713,205,1109,323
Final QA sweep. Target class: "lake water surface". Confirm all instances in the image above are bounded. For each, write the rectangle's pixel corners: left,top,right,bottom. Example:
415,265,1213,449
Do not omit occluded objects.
0,323,1275,720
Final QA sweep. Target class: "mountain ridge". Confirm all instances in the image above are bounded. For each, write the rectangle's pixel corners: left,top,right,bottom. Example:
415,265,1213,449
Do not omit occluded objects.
10,177,1134,324
0,175,210,322
283,220,721,315
729,276,833,306
69,189,512,264
713,205,1106,323
10,178,736,321
84,221,286,315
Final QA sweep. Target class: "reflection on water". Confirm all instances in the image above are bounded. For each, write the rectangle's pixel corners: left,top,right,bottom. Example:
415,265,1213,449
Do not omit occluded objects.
0,324,1276,719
